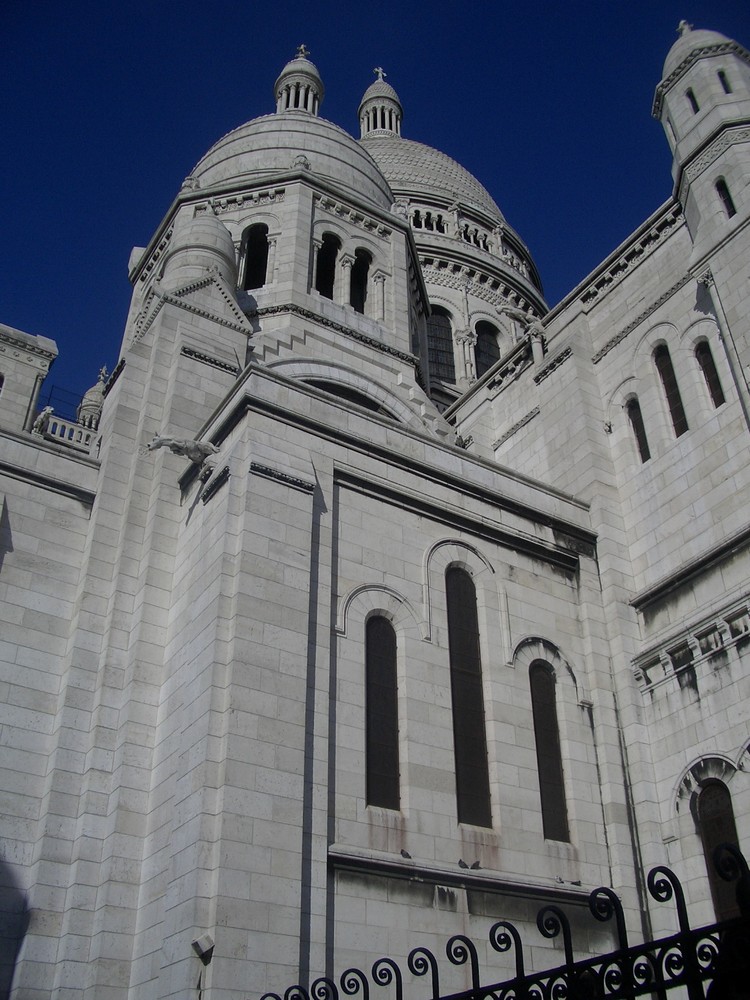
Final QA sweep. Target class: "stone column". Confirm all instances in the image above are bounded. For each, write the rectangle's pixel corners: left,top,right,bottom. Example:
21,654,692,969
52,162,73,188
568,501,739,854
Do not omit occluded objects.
267,237,277,284
337,254,354,307
372,271,386,321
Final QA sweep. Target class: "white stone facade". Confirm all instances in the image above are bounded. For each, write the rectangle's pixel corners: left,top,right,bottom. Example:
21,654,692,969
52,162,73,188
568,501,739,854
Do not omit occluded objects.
0,30,748,999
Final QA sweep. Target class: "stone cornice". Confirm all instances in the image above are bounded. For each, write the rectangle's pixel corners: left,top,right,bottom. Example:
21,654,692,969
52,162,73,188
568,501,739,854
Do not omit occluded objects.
493,407,540,449
533,347,572,384
327,846,589,906
591,273,692,364
252,302,420,369
249,461,315,493
315,194,392,240
0,456,97,505
630,521,750,612
578,205,684,308
677,123,750,204
180,347,240,376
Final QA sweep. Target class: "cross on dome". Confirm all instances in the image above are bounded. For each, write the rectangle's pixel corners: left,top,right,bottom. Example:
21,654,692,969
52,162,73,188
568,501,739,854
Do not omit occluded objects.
297,43,310,58
677,20,693,36
374,67,387,80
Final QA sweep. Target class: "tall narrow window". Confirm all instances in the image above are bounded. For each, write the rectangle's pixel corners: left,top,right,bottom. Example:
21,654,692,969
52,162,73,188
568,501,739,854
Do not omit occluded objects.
654,345,689,436
695,341,725,407
350,249,372,314
529,661,569,842
696,780,740,921
427,307,456,384
243,224,270,290
445,567,492,827
718,70,732,94
475,321,501,378
686,88,700,113
365,616,400,810
716,178,737,219
626,397,651,462
315,233,341,299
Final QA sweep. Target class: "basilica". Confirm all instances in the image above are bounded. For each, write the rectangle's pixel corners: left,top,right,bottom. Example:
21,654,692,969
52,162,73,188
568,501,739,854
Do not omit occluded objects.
0,22,748,1000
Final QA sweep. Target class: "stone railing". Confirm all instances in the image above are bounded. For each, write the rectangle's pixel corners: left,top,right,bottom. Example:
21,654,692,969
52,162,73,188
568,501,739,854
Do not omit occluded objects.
42,415,97,453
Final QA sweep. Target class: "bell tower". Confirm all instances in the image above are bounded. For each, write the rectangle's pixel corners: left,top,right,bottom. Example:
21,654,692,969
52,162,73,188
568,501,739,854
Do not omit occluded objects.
653,22,750,255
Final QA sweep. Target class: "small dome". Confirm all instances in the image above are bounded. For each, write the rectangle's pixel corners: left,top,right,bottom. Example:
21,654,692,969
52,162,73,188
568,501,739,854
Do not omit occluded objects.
274,45,324,114
359,77,403,112
662,23,732,78
161,208,237,288
359,70,404,138
191,113,394,211
77,366,108,429
361,135,504,223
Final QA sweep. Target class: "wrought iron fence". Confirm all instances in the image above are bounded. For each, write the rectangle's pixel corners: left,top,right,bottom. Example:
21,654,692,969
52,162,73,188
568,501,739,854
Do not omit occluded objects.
261,845,750,1000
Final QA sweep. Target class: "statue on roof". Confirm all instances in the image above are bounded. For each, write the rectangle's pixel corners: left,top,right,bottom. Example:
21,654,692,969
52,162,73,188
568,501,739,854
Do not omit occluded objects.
677,20,693,36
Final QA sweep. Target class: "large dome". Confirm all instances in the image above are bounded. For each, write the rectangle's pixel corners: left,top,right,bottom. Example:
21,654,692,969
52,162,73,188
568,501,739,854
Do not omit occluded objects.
361,135,505,223
190,112,394,211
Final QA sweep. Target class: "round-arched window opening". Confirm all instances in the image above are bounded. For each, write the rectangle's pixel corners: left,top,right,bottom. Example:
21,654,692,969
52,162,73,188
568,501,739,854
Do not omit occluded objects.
475,321,501,378
426,306,455,384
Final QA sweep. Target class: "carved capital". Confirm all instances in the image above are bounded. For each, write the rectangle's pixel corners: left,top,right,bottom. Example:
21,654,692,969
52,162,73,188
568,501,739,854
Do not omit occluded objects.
454,328,476,345
339,254,355,270
696,267,714,287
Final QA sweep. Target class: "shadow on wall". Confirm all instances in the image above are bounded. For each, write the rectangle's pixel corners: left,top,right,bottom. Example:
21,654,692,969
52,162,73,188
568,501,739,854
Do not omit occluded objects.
0,860,29,999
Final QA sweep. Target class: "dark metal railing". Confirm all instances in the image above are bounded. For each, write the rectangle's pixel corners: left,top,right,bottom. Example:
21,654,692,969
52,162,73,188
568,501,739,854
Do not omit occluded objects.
260,845,750,1000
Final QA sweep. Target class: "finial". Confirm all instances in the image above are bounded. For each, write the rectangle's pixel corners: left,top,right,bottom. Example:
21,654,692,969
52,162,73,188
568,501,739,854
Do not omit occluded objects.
374,66,386,81
99,365,109,382
296,43,310,58
677,20,693,36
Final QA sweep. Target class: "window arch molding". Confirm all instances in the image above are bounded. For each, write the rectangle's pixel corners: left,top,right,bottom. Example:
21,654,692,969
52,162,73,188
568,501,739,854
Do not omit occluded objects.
511,637,582,698
606,376,654,468
684,320,727,414
336,583,425,639
423,538,498,644
674,753,739,815
265,360,425,431
632,324,694,447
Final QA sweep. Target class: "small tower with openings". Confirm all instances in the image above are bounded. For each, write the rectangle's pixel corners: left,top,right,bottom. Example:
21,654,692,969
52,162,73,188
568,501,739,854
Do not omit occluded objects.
653,21,750,254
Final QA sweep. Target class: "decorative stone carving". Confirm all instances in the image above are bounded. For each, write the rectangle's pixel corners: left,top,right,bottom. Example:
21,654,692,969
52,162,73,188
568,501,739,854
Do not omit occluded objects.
31,406,54,435
147,436,220,466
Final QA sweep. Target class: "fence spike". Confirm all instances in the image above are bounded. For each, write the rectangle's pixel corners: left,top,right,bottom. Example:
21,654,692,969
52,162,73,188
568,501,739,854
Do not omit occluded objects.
446,934,481,993
536,905,574,968
340,968,369,1000
588,886,629,951
647,866,691,934
371,958,403,1000
489,920,526,982
408,947,440,1000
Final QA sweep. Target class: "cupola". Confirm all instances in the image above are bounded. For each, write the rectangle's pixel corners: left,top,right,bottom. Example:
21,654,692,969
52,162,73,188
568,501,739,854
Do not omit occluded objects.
274,45,324,115
160,206,237,289
77,366,108,430
359,68,403,137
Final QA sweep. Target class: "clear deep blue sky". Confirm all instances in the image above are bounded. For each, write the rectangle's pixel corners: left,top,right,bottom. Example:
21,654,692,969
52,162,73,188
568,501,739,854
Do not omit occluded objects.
4,0,750,400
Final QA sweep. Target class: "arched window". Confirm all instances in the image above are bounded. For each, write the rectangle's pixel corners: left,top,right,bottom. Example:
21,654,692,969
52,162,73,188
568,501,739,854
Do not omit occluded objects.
718,70,732,94
695,341,725,408
315,233,341,299
365,616,400,810
625,397,651,462
475,321,501,378
686,88,700,113
426,306,456,384
243,224,270,290
529,661,569,841
716,178,737,219
696,780,741,921
654,344,689,437
0,373,4,396
445,567,491,827
350,249,372,314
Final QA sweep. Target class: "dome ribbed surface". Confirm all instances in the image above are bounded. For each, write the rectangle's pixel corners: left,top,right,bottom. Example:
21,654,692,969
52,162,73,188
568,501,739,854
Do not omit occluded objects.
359,80,402,106
191,113,394,210
361,135,504,222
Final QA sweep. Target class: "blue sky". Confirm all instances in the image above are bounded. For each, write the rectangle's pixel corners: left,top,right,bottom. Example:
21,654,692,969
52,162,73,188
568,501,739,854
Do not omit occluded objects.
4,0,750,404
